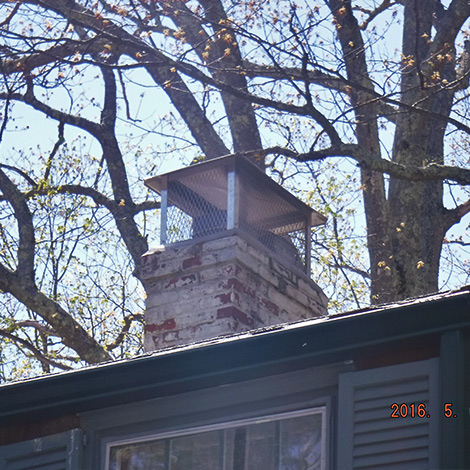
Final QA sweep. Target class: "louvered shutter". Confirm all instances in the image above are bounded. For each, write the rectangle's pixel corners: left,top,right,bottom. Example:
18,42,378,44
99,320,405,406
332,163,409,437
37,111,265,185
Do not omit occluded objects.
337,358,439,470
0,429,83,470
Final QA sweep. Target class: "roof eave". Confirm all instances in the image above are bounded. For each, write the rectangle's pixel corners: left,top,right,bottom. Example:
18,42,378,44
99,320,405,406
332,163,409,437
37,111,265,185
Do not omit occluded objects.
0,288,469,423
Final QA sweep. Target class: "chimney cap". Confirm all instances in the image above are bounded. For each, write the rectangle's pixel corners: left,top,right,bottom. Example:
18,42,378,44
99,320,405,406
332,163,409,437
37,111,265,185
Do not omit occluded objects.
145,154,326,228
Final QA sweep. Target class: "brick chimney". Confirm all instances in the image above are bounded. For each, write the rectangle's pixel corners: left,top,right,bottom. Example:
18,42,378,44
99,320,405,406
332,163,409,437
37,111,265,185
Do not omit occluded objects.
140,155,328,351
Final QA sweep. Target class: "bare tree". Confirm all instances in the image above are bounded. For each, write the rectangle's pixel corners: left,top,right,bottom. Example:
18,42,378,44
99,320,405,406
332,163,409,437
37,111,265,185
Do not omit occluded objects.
0,0,469,377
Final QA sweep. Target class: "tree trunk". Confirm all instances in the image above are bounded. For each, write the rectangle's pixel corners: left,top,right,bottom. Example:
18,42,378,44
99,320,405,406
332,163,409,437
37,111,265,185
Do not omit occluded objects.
386,0,453,301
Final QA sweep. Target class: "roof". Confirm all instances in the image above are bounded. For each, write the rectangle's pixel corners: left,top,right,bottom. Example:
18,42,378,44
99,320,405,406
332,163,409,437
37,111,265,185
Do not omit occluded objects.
1,287,469,424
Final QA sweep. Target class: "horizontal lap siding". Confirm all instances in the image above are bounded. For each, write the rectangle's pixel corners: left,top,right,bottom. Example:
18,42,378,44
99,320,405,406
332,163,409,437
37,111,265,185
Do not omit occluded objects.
338,359,439,470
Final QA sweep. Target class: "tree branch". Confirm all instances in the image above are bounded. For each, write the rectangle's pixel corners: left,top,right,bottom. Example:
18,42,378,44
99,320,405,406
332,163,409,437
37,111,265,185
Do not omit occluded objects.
0,36,108,75
0,89,102,138
9,320,61,338
355,0,394,30
135,200,161,212
445,198,470,228
444,238,470,246
23,184,114,210
432,0,470,53
105,313,144,352
43,121,65,182
23,184,161,214
0,2,20,28
5,0,341,146
0,164,37,187
0,327,72,371
0,167,35,278
456,199,470,218
231,145,470,185
0,264,112,363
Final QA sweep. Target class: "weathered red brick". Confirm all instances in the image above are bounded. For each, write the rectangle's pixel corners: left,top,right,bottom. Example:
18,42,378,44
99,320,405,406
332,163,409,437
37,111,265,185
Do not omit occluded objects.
217,306,255,327
219,278,256,298
165,278,179,289
145,318,176,333
183,256,202,269
215,292,231,304
261,297,280,315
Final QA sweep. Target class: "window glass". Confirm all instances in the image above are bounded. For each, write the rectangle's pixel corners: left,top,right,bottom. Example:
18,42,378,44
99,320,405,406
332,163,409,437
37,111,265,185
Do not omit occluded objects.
109,440,165,470
170,430,221,470
108,408,325,470
279,413,323,470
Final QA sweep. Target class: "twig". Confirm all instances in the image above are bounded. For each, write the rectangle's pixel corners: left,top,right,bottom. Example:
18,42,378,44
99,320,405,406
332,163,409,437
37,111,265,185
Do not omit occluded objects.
0,328,72,371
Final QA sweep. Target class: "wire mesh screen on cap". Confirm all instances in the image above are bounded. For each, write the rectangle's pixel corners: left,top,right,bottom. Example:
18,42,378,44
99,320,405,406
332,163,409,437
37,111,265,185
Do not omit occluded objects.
237,164,306,269
166,165,228,244
145,155,327,274
165,165,304,269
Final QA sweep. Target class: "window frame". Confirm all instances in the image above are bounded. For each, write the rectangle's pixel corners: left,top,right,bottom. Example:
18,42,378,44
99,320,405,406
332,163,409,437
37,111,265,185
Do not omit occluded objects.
105,406,328,470
81,363,346,468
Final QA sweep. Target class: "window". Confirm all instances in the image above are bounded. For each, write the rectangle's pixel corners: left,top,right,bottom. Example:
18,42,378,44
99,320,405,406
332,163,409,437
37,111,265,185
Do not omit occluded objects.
107,408,326,470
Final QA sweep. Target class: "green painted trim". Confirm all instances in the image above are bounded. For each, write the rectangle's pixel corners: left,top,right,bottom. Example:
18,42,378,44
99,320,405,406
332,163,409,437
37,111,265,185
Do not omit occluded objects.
338,359,439,469
0,429,83,469
439,329,470,469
